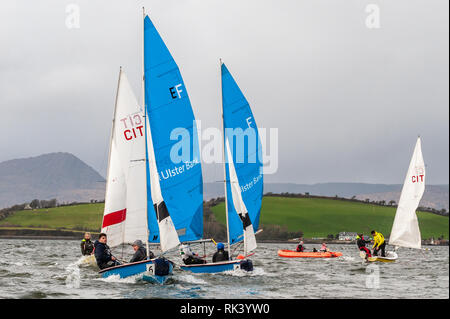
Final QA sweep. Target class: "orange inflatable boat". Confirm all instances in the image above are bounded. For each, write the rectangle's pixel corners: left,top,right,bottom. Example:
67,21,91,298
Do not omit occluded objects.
277,249,343,258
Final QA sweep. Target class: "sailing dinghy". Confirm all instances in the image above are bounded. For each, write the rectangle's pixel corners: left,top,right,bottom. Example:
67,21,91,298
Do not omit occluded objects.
98,10,204,283
98,67,166,282
180,61,263,274
362,137,426,263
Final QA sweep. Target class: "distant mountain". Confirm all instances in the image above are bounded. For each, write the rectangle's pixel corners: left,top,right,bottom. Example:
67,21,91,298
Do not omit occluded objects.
1,153,447,211
204,182,449,210
0,153,105,208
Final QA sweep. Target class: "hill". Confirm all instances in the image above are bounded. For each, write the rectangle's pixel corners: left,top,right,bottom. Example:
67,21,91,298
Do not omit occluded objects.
204,182,449,210
1,152,447,211
0,153,105,208
0,196,447,240
210,196,449,240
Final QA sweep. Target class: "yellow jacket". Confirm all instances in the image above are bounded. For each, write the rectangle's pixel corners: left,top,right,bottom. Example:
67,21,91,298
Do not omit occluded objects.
372,232,385,248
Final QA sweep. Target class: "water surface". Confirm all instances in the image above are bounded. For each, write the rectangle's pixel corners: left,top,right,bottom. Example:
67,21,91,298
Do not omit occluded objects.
0,239,447,299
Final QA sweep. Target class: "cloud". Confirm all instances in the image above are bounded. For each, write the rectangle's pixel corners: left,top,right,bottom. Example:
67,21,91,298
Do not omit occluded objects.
0,0,448,184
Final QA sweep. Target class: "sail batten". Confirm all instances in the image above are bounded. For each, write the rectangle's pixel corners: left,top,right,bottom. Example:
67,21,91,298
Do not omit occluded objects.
389,137,425,249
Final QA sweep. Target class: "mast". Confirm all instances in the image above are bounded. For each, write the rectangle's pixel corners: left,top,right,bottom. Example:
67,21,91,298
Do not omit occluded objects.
142,7,150,258
220,58,231,260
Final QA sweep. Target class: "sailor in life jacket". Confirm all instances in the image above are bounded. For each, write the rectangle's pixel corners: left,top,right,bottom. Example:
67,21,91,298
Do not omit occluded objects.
356,233,371,257
320,242,329,252
371,230,386,257
129,239,154,263
179,244,206,265
80,232,94,256
212,242,229,262
296,241,305,252
94,233,121,270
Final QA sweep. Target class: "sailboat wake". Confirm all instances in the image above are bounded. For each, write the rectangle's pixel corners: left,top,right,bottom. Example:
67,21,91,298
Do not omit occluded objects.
64,261,81,289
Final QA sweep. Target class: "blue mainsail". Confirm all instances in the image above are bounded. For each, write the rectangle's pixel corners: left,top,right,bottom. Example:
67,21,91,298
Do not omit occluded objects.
144,15,203,243
221,62,263,246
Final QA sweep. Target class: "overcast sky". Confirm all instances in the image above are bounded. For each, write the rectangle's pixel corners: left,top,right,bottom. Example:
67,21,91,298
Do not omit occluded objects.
0,0,448,184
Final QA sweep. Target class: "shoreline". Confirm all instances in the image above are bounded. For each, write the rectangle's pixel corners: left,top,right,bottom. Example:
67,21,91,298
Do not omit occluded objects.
0,232,447,246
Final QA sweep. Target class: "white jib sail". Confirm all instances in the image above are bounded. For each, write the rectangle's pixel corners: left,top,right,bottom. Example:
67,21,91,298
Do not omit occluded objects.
389,137,425,249
145,115,180,252
102,69,148,247
225,138,257,254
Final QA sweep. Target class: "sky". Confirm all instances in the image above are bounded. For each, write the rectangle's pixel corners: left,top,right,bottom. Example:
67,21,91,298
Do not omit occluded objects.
0,0,448,184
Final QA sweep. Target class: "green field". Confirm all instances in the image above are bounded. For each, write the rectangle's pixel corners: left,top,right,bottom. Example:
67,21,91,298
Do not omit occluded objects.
0,197,448,239
211,197,449,239
0,203,104,231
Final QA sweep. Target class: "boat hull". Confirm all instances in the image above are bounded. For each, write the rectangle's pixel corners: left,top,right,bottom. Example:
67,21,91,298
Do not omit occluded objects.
360,251,398,262
180,260,246,274
79,255,97,267
98,259,173,282
278,249,343,258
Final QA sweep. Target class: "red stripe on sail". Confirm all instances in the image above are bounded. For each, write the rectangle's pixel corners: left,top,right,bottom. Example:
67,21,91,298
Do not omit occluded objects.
102,209,127,228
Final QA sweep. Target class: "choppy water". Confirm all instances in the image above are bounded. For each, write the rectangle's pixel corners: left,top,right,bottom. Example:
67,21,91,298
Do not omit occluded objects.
0,239,448,299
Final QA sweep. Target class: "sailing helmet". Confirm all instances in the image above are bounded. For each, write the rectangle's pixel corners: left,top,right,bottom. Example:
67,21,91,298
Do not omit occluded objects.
217,242,225,250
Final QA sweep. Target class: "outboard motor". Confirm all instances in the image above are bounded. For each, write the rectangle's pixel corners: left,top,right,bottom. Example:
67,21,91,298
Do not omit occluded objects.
153,257,172,276
239,259,253,272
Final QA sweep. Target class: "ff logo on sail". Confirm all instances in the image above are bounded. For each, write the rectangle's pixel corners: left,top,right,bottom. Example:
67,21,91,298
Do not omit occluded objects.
170,84,183,99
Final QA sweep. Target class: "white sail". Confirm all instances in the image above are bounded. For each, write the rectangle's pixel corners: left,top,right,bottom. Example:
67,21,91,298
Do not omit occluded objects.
102,69,148,247
389,137,425,249
145,115,180,252
225,138,257,254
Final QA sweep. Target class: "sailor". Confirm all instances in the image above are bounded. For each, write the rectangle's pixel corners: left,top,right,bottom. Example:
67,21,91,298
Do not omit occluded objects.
80,232,94,256
320,242,329,252
371,230,386,257
94,233,121,270
356,233,371,257
296,241,305,252
180,244,206,265
212,242,229,262
129,239,154,263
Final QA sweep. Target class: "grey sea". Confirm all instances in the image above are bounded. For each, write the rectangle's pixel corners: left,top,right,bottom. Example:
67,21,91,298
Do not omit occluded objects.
0,239,448,299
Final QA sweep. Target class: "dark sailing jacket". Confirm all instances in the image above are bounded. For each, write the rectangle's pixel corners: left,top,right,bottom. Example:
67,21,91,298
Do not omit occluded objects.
212,249,229,262
94,240,113,269
356,236,370,249
80,239,94,255
129,246,148,263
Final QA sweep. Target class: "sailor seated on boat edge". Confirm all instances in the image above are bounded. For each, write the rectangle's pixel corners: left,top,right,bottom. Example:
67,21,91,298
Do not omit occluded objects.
94,233,121,270
212,242,229,263
296,240,305,252
319,242,329,252
180,244,206,265
130,239,155,263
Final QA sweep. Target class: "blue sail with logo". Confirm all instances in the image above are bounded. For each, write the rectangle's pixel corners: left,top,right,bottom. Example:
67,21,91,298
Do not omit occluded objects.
144,15,203,243
221,62,263,246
